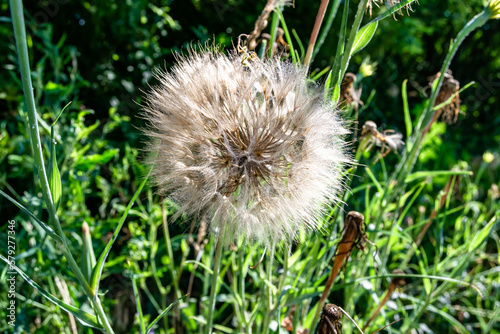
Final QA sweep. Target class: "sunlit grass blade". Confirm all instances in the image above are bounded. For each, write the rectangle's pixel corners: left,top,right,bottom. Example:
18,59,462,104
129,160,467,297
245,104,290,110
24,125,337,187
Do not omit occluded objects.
311,66,331,81
89,171,150,295
291,29,305,59
431,80,475,111
347,274,483,299
338,0,369,81
81,221,96,282
47,101,71,211
468,216,498,252
48,127,62,211
130,268,146,334
329,0,349,103
275,9,297,64
146,295,186,333
404,170,473,183
402,79,412,140
0,254,103,329
312,0,342,61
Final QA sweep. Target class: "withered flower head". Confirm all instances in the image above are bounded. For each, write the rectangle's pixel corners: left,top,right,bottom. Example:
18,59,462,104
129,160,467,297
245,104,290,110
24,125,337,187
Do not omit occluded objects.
361,121,405,152
143,51,349,243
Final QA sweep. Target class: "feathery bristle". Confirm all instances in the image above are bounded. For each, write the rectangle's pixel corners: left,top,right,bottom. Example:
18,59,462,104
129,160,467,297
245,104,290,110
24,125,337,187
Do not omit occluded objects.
142,50,349,243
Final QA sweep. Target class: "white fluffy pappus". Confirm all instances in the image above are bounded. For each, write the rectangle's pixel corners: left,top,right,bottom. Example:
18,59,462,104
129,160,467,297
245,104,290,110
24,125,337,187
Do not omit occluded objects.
142,50,350,243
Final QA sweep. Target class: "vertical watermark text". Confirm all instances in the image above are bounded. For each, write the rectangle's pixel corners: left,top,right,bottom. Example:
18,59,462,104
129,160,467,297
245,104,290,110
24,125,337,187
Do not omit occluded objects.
6,220,17,327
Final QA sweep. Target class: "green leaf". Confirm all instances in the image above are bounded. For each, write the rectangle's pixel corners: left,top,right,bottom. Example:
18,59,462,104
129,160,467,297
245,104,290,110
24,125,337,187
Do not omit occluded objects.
0,189,61,243
48,127,62,211
469,217,498,252
275,9,297,65
146,296,185,333
53,101,72,126
74,148,119,170
331,82,341,105
89,172,150,294
329,0,349,90
0,254,102,329
404,170,473,183
81,221,96,282
324,70,333,100
402,79,412,139
350,21,378,56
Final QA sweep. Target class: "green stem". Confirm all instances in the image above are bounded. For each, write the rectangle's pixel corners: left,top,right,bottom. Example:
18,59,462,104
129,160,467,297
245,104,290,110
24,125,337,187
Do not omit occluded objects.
92,296,115,333
9,1,114,332
162,201,182,300
261,245,275,332
381,9,490,213
131,271,146,334
204,229,225,334
338,0,369,80
268,9,280,58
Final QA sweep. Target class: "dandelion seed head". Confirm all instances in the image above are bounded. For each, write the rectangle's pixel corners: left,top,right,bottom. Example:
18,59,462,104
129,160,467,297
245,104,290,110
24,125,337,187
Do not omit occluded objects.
142,51,349,243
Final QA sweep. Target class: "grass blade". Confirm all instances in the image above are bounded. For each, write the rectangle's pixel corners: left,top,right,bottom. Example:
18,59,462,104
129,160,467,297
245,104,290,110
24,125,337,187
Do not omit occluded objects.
89,172,150,294
0,254,102,329
0,189,61,243
402,79,412,140
404,170,473,183
146,295,185,333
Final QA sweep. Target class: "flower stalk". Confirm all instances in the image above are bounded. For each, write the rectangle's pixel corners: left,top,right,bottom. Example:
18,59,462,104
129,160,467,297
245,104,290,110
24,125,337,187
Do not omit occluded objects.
205,229,225,334
9,0,114,332
380,7,491,217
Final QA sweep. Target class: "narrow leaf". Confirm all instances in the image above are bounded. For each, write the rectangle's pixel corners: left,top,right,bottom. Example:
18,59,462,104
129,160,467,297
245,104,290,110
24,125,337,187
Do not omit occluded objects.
350,21,378,56
469,217,498,252
146,295,185,333
331,82,341,105
402,79,412,139
53,101,72,126
0,254,102,329
405,170,473,183
89,172,150,294
0,189,61,242
48,127,62,211
81,221,96,281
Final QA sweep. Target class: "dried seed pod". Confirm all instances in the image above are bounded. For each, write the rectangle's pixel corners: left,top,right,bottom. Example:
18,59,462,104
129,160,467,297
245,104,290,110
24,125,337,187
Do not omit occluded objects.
318,304,343,334
433,70,461,124
360,121,404,159
423,70,461,135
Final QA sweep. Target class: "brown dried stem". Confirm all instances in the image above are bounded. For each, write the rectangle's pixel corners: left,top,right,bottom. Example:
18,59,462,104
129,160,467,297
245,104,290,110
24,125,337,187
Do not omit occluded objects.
304,0,330,67
247,0,278,50
363,269,406,330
